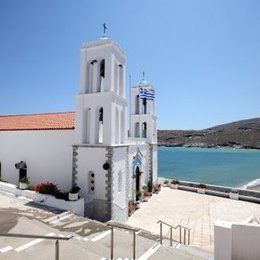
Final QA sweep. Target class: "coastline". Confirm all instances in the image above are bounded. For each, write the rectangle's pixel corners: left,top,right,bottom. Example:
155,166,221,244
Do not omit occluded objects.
158,143,260,150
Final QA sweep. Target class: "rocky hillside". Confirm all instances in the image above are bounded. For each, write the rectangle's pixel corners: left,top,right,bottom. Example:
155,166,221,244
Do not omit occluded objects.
158,118,260,149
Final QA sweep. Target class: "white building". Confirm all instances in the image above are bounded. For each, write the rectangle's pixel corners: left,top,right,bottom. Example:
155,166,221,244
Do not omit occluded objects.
0,35,157,222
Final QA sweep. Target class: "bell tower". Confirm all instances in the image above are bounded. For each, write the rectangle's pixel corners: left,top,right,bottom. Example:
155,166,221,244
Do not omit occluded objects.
75,36,127,145
130,74,157,144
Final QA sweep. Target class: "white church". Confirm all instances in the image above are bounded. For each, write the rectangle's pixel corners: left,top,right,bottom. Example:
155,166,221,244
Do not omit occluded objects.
0,32,158,222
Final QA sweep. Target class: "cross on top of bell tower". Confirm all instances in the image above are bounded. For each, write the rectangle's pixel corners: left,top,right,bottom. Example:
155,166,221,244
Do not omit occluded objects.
102,23,108,39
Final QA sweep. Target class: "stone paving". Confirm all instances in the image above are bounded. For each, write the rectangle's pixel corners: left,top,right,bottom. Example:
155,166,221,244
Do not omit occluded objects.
127,187,260,252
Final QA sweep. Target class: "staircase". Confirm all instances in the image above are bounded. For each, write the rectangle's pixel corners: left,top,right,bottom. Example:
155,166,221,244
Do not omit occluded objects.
0,211,213,259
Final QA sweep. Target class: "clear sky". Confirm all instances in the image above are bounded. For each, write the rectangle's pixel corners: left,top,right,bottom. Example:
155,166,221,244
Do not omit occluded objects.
0,0,259,129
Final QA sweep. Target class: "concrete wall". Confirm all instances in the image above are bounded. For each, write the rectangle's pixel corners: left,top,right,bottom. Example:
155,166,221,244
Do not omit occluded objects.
0,130,74,190
214,220,260,260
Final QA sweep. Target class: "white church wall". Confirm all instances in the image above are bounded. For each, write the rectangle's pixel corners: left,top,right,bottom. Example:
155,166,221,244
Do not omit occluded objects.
112,146,128,222
152,145,158,183
0,130,74,190
76,146,107,200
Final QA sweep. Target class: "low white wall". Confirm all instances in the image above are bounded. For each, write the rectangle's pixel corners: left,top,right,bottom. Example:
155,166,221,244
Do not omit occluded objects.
214,219,260,260
0,181,84,216
214,220,232,260
232,224,260,260
0,130,74,190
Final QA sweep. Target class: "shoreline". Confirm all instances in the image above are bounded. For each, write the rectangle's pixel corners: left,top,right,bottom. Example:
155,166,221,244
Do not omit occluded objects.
158,177,260,193
158,144,260,150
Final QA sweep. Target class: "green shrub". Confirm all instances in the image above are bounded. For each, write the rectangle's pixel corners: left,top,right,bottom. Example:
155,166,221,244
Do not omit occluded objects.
147,181,153,192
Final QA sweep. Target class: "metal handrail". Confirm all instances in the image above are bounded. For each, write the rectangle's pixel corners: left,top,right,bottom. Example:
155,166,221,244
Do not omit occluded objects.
157,220,191,246
106,223,140,260
0,233,73,260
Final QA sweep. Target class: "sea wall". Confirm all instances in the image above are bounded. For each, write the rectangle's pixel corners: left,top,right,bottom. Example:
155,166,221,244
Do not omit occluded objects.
158,177,260,203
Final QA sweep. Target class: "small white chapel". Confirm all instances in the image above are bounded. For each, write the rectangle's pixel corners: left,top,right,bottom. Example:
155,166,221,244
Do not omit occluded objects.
0,29,158,222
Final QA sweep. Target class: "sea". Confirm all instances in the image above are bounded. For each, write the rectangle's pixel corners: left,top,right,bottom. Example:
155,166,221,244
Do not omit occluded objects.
158,147,260,188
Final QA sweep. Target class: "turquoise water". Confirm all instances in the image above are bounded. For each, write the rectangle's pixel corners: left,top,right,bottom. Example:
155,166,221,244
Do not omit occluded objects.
158,147,260,187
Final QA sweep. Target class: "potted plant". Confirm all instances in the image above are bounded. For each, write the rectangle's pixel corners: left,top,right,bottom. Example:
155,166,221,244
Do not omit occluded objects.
136,190,142,202
19,177,29,190
147,181,153,192
170,180,180,189
142,186,152,198
153,184,161,194
197,183,207,194
162,179,169,187
69,186,81,201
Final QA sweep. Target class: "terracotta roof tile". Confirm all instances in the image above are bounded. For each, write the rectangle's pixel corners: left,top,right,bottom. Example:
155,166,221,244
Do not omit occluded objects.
0,112,75,131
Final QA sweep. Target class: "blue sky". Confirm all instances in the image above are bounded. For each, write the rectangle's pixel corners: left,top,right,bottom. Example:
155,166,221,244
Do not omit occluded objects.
0,0,259,129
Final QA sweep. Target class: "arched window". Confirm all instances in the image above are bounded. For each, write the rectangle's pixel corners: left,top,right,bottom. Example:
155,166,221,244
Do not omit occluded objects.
142,122,147,138
99,59,105,92
98,107,104,143
88,59,97,93
88,171,95,194
143,98,147,114
118,64,123,96
135,122,140,138
135,95,140,114
100,59,105,78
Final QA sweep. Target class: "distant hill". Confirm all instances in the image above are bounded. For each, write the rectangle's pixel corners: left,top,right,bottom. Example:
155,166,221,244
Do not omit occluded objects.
158,118,260,149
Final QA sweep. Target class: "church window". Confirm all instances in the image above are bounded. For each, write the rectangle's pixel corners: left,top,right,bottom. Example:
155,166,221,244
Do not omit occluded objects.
98,107,104,143
118,64,123,96
135,95,140,114
135,122,140,138
100,59,105,78
98,59,105,92
143,98,147,114
142,122,147,138
118,171,122,192
88,171,95,194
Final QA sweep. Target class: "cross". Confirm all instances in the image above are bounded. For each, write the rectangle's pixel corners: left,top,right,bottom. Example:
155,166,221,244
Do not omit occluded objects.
103,23,107,37
142,71,145,81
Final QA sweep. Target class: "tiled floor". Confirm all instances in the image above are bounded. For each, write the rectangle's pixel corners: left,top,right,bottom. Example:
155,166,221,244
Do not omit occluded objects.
127,187,260,252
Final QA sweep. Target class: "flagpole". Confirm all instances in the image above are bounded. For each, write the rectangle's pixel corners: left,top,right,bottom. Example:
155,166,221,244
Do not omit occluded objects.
139,88,141,138
129,75,132,138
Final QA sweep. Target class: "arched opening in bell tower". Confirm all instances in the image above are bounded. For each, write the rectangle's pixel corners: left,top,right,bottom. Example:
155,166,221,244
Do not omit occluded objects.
98,59,105,92
98,107,104,143
142,122,147,138
135,122,140,137
135,95,140,114
142,98,147,114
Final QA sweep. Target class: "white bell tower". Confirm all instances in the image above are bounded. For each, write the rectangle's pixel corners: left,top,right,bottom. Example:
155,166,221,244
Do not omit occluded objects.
75,36,127,145
130,74,157,144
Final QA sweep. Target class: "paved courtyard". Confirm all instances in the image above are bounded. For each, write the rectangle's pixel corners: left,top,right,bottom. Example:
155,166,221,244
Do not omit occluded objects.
127,187,260,252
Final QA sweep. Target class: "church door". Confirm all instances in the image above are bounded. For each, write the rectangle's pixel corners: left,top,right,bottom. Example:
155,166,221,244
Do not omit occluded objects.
135,166,140,192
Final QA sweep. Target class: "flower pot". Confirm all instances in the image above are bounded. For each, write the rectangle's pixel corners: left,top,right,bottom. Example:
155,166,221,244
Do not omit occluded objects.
19,182,28,190
69,192,79,201
229,192,239,200
198,188,206,194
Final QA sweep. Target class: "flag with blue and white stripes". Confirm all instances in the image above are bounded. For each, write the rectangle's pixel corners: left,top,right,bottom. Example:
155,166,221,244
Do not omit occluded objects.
139,88,155,100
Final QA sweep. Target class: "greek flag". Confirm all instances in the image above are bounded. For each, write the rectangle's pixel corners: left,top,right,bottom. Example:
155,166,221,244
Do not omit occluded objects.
139,88,155,100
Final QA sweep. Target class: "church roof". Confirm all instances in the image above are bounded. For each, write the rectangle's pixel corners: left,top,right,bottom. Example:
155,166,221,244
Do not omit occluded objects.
0,112,75,131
